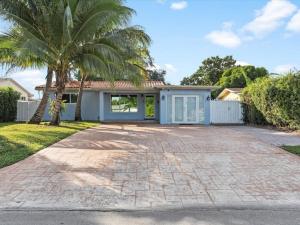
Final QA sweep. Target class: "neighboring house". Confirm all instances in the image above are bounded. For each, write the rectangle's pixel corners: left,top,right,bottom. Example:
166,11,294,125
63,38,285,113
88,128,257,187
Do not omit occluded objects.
217,88,242,101
36,81,213,125
0,78,34,101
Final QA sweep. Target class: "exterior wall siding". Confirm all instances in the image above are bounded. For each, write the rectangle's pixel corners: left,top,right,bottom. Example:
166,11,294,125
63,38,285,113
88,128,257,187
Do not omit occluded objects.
81,91,100,121
159,89,211,125
41,89,211,124
43,91,100,121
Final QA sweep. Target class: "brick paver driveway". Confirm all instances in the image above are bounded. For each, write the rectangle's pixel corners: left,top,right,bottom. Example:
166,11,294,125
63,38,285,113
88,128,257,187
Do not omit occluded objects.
0,125,300,210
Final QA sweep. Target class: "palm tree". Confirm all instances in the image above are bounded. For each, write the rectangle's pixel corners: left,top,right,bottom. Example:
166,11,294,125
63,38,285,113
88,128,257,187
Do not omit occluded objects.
1,0,151,125
0,37,54,124
28,68,53,123
73,30,152,121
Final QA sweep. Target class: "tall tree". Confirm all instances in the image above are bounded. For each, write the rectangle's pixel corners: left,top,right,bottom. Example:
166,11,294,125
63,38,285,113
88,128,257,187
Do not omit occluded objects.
0,31,50,124
218,66,268,88
147,69,166,83
181,56,236,86
29,68,53,123
211,65,269,98
1,0,151,125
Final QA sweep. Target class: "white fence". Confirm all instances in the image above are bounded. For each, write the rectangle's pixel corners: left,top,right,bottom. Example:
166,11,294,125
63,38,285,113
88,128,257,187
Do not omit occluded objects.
17,101,40,122
210,100,244,124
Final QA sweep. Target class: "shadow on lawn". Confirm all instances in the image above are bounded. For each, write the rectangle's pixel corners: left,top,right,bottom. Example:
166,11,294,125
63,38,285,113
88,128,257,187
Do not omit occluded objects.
0,134,33,168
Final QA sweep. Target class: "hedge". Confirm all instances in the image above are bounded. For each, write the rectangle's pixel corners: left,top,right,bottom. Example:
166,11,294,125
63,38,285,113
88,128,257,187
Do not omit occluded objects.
242,72,300,129
0,87,21,122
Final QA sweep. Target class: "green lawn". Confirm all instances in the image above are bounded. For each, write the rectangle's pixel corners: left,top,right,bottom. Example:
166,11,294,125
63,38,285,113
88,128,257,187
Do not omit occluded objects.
282,145,300,156
0,121,98,168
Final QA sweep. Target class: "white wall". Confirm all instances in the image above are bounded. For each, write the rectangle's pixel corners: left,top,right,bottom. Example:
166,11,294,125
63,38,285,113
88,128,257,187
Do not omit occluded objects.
210,100,244,124
222,93,241,101
0,80,31,100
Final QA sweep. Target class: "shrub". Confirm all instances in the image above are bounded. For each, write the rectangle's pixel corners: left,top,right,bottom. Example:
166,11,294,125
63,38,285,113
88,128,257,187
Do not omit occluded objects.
0,87,21,122
242,72,300,129
213,66,269,99
241,79,268,125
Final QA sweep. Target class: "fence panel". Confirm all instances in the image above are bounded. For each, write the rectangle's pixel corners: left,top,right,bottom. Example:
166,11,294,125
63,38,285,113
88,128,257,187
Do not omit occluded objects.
210,100,244,124
17,101,40,122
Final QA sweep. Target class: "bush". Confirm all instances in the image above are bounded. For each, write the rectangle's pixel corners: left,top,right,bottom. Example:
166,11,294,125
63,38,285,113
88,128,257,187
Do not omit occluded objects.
242,72,300,129
241,82,268,125
0,87,21,122
212,66,269,99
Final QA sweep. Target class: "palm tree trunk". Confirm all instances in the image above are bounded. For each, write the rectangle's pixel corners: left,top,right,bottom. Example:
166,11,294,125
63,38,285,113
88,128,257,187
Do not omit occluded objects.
28,68,53,124
75,74,86,121
50,70,65,126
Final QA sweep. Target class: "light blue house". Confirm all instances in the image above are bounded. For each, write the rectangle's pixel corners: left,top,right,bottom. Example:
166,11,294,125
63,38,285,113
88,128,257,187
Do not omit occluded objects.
36,81,213,125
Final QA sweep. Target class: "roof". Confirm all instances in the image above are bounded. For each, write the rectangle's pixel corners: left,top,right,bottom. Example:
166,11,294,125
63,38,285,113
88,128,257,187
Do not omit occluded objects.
0,78,33,97
36,80,166,91
225,88,243,93
217,88,243,100
35,80,216,92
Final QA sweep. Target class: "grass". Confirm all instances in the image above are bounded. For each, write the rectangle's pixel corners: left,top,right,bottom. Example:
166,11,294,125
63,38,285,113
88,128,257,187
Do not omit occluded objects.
0,121,98,168
281,145,300,156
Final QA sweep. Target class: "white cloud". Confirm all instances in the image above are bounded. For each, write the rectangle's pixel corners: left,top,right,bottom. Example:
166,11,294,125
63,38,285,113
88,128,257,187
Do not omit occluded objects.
147,63,161,71
206,29,241,48
147,63,177,74
170,1,188,10
243,0,297,38
273,64,297,74
236,61,251,66
164,64,177,73
287,10,300,32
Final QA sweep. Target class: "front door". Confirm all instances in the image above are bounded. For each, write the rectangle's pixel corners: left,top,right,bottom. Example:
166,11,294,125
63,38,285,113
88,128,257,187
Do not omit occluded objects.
172,95,199,123
145,95,156,119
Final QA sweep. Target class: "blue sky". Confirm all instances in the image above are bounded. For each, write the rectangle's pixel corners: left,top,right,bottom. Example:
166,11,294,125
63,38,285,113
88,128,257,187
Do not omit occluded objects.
1,0,300,97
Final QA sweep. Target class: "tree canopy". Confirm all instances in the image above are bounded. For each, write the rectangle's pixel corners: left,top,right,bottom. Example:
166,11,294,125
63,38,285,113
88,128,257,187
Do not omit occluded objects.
181,56,236,86
218,65,268,88
147,69,166,83
0,0,151,125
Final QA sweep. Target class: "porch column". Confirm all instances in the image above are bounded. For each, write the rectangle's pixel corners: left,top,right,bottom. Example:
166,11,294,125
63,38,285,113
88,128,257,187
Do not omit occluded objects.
99,91,104,121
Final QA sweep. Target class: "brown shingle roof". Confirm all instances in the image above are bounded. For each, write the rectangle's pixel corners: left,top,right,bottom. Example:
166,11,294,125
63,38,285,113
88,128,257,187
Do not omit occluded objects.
35,80,165,91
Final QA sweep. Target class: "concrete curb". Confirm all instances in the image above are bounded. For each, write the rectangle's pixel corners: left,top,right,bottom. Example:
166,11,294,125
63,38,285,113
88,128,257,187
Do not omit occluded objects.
1,203,300,212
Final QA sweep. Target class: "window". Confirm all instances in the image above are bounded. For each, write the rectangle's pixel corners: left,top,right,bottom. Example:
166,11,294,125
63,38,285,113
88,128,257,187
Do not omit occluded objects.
70,94,78,103
111,95,138,113
62,94,78,103
20,96,26,101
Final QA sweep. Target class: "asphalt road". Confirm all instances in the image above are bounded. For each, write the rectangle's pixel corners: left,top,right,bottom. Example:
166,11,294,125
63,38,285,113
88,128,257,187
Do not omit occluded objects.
0,209,300,225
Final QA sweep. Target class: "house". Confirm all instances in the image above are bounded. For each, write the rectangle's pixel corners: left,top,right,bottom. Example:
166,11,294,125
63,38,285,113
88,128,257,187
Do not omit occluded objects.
0,78,34,101
217,88,242,101
35,81,214,125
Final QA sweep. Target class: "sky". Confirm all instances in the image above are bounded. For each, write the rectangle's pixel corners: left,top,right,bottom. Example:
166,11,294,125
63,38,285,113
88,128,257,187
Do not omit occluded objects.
1,0,300,98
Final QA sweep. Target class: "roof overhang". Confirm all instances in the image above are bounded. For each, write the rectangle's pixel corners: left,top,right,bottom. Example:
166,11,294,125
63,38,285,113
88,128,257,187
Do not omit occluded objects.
159,85,217,90
217,88,242,100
